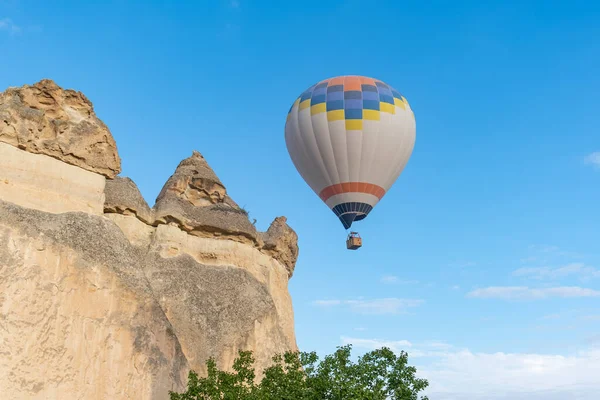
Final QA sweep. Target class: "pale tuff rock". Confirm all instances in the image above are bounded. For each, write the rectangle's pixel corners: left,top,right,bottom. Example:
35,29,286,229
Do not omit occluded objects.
0,79,300,400
153,150,260,244
144,243,292,375
149,150,301,268
0,200,189,400
105,154,299,375
260,216,299,278
103,153,300,271
104,213,156,248
147,223,298,375
157,150,226,206
0,79,121,178
0,142,106,215
104,176,154,224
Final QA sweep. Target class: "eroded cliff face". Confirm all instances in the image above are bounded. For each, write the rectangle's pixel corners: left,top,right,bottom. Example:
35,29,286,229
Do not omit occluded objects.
0,80,299,400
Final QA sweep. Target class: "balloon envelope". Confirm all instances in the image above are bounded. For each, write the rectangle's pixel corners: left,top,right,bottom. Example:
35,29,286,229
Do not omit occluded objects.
284,75,416,229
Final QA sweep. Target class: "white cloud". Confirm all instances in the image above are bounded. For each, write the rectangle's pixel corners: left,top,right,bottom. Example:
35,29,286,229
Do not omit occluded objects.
422,347,600,399
343,336,600,400
513,263,600,281
448,261,477,268
313,297,424,314
380,275,419,284
312,300,341,306
520,256,538,263
341,336,454,358
584,152,600,168
466,286,600,300
540,313,562,320
581,314,600,321
526,244,584,260
380,275,399,284
536,308,600,322
529,244,560,253
586,334,600,344
341,336,413,352
0,18,20,35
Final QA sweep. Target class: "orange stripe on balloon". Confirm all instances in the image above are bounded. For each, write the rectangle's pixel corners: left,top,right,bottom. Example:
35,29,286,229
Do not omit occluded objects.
343,76,361,91
328,77,345,86
359,76,376,85
319,182,386,202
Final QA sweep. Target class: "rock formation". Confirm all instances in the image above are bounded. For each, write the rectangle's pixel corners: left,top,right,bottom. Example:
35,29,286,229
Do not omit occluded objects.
0,79,299,400
0,79,120,178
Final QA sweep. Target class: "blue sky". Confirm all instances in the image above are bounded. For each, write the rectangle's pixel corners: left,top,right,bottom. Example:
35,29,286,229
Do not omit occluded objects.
2,0,599,398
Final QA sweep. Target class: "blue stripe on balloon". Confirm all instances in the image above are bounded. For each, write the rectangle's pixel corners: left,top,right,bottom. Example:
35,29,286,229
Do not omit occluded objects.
331,202,374,229
379,94,394,104
311,94,326,104
344,99,362,109
344,91,362,100
361,84,378,92
326,100,344,111
362,91,379,101
326,90,344,101
345,108,363,119
363,99,380,110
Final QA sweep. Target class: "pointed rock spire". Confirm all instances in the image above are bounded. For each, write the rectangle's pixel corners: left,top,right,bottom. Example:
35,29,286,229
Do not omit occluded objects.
260,216,299,278
153,151,258,243
155,150,226,207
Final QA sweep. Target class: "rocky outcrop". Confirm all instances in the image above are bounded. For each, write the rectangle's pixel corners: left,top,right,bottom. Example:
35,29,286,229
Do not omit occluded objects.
0,79,299,400
260,216,299,278
0,142,106,215
143,243,292,374
0,200,189,399
105,151,299,377
153,151,259,244
104,176,154,224
0,79,121,178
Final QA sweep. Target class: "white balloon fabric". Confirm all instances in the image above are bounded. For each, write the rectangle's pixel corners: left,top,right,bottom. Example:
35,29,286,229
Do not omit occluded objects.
284,75,416,229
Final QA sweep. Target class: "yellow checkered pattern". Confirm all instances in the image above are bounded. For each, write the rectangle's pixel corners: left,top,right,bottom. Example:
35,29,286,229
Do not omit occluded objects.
286,81,412,129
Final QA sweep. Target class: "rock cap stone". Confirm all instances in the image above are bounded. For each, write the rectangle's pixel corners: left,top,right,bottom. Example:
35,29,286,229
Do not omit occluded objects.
0,79,121,178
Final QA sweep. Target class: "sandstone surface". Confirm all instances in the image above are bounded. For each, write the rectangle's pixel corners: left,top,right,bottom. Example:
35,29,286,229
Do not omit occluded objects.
104,176,154,224
0,80,300,400
0,142,106,215
260,216,299,278
0,200,189,399
0,79,121,178
153,150,259,244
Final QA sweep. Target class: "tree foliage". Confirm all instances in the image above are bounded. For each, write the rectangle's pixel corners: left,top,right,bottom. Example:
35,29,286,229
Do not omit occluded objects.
170,344,429,400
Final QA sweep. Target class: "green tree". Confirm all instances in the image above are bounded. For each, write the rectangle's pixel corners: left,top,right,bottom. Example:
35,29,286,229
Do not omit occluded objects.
170,351,258,400
170,345,429,400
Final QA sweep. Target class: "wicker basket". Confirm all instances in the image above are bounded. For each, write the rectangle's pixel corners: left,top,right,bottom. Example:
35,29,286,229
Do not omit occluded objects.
346,232,362,250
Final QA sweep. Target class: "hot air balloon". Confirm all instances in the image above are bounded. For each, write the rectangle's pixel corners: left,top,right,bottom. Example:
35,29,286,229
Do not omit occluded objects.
284,75,416,250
